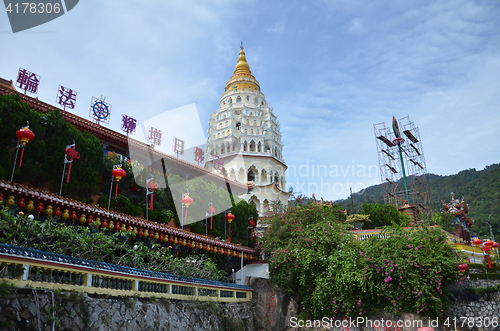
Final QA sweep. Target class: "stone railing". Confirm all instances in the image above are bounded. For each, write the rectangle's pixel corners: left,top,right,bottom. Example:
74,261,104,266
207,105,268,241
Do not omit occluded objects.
0,244,252,302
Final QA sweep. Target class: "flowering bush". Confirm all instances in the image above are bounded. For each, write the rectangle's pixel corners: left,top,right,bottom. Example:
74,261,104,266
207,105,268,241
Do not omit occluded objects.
259,202,462,318
361,225,463,316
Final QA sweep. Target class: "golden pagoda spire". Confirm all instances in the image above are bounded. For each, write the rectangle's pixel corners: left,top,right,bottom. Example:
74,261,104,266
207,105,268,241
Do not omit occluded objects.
224,43,260,92
234,42,251,75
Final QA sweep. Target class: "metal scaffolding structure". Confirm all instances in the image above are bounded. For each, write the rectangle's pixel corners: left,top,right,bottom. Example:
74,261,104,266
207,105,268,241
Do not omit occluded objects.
373,116,432,220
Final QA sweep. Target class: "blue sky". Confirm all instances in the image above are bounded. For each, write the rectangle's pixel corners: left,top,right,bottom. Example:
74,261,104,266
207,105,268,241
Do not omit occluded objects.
1,0,499,201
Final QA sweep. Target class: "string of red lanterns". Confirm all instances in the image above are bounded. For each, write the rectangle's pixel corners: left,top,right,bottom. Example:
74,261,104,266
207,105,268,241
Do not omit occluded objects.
5,193,258,260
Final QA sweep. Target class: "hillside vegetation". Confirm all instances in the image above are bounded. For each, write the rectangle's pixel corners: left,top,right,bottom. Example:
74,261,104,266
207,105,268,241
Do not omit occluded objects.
335,164,500,239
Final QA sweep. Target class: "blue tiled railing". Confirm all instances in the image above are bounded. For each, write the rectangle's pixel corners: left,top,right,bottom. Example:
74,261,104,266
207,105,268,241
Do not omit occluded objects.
0,243,251,291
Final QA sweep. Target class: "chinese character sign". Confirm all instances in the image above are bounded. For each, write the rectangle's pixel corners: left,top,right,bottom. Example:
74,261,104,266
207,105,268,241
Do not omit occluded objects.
16,68,40,94
194,147,205,166
57,85,77,110
213,155,224,172
173,137,184,158
148,127,162,146
89,97,111,125
121,114,137,135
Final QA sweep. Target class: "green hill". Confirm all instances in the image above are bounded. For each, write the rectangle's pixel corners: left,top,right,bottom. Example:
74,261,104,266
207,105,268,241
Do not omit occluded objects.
335,163,500,239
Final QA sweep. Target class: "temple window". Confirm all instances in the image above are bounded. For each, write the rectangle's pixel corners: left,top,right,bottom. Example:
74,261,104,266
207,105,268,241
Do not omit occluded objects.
246,96,250,101
254,120,257,126
237,96,241,102
225,121,228,127
248,170,255,182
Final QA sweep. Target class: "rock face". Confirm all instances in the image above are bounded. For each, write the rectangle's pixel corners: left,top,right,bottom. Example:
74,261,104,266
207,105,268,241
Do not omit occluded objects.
246,276,299,331
0,288,254,331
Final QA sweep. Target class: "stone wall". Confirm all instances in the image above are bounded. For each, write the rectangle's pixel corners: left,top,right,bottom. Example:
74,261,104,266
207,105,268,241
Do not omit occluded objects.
1,278,499,331
0,287,255,331
446,279,500,331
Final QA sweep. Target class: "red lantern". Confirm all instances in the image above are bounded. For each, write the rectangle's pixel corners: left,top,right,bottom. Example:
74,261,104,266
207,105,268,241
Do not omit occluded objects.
138,228,144,237
208,204,215,230
493,242,499,249
159,234,164,242
481,241,495,269
149,231,154,239
458,264,469,272
111,167,127,199
225,213,235,236
54,207,61,218
181,195,193,227
87,215,93,225
36,203,44,215
169,236,173,243
249,218,255,241
102,219,108,229
182,195,193,207
17,198,26,209
115,222,121,231
16,127,35,168
473,239,482,246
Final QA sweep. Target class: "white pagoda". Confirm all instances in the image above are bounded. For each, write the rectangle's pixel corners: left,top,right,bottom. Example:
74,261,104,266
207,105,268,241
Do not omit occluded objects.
205,45,290,215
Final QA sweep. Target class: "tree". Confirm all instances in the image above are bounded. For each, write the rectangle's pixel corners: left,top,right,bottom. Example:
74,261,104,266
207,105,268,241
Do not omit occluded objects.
362,203,408,228
0,94,103,199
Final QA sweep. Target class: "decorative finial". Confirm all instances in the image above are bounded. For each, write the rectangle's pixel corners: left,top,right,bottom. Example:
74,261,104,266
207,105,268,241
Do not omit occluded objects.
234,44,251,75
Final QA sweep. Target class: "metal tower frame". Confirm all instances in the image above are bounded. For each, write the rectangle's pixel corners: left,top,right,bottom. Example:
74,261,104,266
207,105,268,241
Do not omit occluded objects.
374,116,432,220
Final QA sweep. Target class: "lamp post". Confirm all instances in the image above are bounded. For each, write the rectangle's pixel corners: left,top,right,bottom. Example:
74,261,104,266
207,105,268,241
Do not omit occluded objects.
391,116,411,204
223,207,231,241
146,176,158,221
108,165,126,209
225,212,235,237
208,201,215,230
247,216,255,246
11,123,35,182
181,191,193,230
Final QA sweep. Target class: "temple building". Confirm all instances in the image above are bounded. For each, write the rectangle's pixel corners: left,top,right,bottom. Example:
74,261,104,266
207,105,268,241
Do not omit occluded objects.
204,45,290,214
